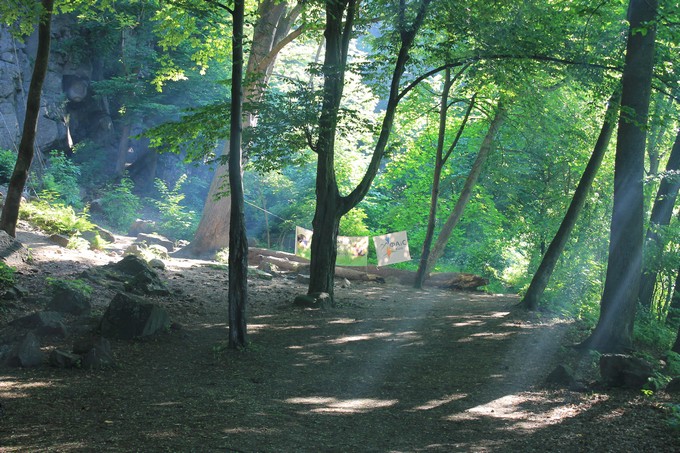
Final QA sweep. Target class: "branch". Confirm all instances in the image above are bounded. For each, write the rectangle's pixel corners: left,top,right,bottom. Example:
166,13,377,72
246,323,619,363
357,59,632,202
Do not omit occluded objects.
442,93,476,165
204,0,233,15
255,25,306,73
398,53,623,102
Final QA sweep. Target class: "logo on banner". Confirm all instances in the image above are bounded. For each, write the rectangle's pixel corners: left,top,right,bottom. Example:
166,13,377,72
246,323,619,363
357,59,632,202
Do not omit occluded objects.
295,226,368,266
373,231,411,266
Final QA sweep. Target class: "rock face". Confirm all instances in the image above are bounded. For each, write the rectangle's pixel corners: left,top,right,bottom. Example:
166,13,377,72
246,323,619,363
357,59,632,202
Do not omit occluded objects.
100,292,170,340
599,354,654,388
4,332,44,367
47,284,92,316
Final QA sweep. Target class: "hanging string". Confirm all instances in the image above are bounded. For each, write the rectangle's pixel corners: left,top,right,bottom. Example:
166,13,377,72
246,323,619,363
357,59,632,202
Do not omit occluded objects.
243,198,287,221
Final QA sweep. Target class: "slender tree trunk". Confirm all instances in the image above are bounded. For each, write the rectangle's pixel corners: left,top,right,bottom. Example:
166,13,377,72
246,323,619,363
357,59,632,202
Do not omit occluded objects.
581,0,657,353
228,0,247,349
0,0,53,237
521,90,620,310
669,268,680,325
638,129,680,309
115,122,131,175
177,1,302,258
423,99,507,277
307,0,431,300
414,74,475,289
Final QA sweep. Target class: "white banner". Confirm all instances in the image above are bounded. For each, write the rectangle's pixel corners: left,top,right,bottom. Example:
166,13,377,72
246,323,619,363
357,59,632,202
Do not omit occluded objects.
373,231,411,266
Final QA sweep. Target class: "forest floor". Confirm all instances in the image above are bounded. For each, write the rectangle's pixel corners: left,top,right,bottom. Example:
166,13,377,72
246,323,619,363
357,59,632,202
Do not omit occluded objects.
0,224,678,452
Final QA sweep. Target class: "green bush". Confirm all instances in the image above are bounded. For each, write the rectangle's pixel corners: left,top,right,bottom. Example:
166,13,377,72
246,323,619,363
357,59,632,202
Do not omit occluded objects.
0,149,16,185
150,175,198,240
634,306,676,351
19,197,94,235
41,151,82,207
100,178,141,232
0,262,16,291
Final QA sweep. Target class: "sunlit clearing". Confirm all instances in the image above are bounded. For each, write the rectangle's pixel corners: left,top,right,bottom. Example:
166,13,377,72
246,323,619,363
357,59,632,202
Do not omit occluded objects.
467,332,515,339
223,427,282,434
249,323,270,333
147,431,178,440
199,323,227,329
447,393,588,430
410,393,467,411
451,320,485,327
0,379,54,399
328,318,359,324
285,396,398,414
327,332,393,345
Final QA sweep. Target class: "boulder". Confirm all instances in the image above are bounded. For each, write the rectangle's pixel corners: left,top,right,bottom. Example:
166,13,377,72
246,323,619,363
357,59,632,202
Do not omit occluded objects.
136,233,174,252
49,349,81,368
110,255,150,276
74,336,115,369
600,354,654,388
10,311,67,337
2,285,26,301
100,292,170,340
49,234,71,248
47,285,91,315
4,332,44,367
545,364,576,387
0,230,28,266
124,267,170,296
148,258,165,270
128,219,156,237
294,292,333,309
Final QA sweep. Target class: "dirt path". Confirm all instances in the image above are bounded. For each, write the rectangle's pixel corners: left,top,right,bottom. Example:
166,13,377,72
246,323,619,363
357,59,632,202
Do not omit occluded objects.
0,227,678,452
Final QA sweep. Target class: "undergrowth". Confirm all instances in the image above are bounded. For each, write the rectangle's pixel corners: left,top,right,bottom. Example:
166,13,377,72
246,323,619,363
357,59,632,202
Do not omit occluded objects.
19,196,94,236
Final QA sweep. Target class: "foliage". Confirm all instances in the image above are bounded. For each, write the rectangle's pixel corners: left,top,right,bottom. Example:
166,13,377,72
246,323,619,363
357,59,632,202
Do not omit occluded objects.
0,262,16,292
0,149,16,185
150,175,198,240
40,151,83,208
19,197,94,236
46,277,93,297
100,178,141,232
634,306,677,352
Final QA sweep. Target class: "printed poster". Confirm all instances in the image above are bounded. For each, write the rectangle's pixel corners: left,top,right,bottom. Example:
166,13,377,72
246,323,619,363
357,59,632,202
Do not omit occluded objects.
295,226,369,266
373,231,411,266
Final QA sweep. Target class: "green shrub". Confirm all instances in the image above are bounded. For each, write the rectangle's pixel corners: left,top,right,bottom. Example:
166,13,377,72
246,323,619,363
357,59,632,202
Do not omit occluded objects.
100,178,141,232
634,306,676,351
19,198,94,235
41,151,82,207
150,175,198,240
46,277,93,297
0,262,16,291
0,149,16,185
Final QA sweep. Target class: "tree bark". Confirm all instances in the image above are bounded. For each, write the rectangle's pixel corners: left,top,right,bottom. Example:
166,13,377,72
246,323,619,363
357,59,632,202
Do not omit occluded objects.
581,0,657,353
228,0,247,349
177,1,301,258
638,129,680,309
413,74,475,289
669,268,680,326
422,99,507,278
0,0,54,237
521,90,620,310
307,0,431,300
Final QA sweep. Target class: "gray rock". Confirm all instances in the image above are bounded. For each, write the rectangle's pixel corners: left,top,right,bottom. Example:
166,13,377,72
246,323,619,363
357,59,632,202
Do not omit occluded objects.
148,258,165,270
49,234,70,248
545,364,576,387
74,337,115,370
2,285,26,301
296,274,310,284
10,311,64,330
100,292,170,340
128,219,156,236
110,255,150,276
600,354,654,389
136,233,174,252
258,261,280,274
49,349,81,368
4,332,44,367
124,267,170,296
47,285,91,315
251,269,273,280
293,292,333,309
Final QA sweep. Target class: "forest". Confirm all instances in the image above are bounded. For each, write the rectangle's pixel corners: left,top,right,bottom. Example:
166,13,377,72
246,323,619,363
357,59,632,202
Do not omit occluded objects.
0,0,679,450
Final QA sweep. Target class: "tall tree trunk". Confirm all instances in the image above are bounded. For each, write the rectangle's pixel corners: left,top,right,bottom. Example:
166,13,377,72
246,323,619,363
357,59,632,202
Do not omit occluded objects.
228,0,248,349
307,0,431,300
177,1,302,258
0,0,53,237
669,268,680,326
638,129,680,309
115,122,131,175
581,0,657,353
521,90,620,310
422,99,507,278
414,73,475,289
